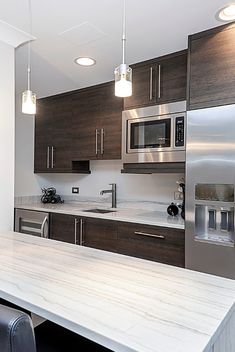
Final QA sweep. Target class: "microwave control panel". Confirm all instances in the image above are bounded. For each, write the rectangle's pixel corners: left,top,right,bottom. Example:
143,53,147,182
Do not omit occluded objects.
175,116,184,147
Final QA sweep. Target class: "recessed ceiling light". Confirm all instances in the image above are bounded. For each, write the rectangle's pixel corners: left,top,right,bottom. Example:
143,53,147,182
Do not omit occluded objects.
74,57,96,66
216,4,235,21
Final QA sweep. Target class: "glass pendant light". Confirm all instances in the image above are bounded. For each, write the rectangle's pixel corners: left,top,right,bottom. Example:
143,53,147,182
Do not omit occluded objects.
22,0,36,114
114,0,132,97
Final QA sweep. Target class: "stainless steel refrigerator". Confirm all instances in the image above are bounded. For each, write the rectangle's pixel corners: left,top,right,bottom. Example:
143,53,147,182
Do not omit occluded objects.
185,104,235,279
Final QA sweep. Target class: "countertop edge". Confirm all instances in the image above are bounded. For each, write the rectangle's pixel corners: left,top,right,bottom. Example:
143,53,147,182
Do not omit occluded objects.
14,204,185,230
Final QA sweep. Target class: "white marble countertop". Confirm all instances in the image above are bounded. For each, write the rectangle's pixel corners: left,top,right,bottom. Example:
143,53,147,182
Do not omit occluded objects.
1,231,235,352
15,202,184,229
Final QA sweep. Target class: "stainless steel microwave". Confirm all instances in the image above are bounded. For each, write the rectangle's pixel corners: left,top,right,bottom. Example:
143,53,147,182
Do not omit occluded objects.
122,101,186,163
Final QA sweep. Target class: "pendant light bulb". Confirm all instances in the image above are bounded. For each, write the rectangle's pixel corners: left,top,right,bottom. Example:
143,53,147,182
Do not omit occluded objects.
114,0,132,97
22,0,36,115
22,89,36,114
114,64,132,97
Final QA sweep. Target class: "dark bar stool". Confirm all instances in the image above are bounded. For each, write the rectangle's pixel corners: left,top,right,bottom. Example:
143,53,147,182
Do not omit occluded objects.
0,299,112,352
0,303,36,352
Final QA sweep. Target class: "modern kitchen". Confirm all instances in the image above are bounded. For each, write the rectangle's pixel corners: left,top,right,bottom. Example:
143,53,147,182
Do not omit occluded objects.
1,0,235,351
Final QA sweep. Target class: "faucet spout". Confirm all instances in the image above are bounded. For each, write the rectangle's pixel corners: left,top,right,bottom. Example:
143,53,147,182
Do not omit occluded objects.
100,183,117,208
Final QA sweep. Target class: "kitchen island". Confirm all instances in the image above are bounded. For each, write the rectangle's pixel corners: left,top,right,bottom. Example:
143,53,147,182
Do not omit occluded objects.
0,232,235,352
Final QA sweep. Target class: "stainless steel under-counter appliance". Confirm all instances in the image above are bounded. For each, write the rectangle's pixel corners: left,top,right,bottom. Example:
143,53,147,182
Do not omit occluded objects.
15,209,49,238
122,101,186,164
185,104,235,279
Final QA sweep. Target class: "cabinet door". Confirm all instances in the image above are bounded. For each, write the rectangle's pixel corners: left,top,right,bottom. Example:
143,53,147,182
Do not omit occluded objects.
117,222,185,267
99,82,123,160
51,95,73,171
124,62,155,110
124,51,187,110
72,88,101,160
157,52,187,104
83,218,118,253
34,98,54,172
188,23,235,110
50,213,76,244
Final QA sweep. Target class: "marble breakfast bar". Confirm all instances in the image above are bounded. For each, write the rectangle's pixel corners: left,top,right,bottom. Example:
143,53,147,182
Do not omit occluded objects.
0,232,235,352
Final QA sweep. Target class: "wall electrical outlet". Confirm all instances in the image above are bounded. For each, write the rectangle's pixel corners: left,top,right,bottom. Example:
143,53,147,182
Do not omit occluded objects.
72,187,79,194
174,191,183,200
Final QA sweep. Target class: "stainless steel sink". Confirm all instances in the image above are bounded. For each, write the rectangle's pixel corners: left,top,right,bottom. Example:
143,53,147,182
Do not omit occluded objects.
82,208,116,214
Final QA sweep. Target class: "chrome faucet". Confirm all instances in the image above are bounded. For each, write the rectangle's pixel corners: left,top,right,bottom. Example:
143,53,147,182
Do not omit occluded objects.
100,183,117,208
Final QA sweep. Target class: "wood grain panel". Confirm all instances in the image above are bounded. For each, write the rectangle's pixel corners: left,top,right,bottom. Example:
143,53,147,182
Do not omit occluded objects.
117,222,185,267
50,213,76,244
188,23,235,109
83,217,118,253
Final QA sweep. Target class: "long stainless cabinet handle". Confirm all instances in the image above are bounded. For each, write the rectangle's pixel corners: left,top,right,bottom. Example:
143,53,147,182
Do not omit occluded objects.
149,67,153,100
134,231,165,239
47,146,50,168
158,64,161,99
51,146,54,168
100,128,104,155
74,218,78,244
40,216,48,238
80,218,84,245
95,129,98,155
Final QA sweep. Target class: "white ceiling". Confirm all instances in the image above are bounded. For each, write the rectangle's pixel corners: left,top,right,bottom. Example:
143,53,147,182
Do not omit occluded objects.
0,0,228,98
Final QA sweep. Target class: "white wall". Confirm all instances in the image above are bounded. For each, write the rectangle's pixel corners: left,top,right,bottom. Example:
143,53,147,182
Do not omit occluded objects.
36,161,183,203
0,41,15,231
15,93,42,196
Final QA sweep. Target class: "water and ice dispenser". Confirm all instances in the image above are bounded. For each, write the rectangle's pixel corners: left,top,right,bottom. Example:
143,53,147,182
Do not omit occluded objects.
194,184,234,246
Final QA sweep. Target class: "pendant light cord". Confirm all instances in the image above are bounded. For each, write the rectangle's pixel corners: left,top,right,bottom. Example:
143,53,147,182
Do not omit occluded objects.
27,0,32,90
122,0,126,64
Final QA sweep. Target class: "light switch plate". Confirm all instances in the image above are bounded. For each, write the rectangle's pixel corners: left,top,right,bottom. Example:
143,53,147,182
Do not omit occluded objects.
72,187,79,194
174,191,183,200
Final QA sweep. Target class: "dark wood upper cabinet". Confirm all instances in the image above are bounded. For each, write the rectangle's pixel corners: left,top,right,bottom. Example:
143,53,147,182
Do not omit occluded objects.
34,94,77,173
72,81,123,161
124,50,187,110
188,23,235,110
34,97,54,173
99,82,123,160
51,94,73,171
72,87,101,161
34,93,90,173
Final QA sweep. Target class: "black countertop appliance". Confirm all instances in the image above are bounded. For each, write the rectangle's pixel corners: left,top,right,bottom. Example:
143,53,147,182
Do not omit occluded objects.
41,187,64,204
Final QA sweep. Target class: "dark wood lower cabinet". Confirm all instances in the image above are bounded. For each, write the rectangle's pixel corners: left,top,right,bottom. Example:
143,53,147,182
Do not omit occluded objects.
49,214,118,252
83,218,118,253
49,213,185,267
50,213,77,244
117,223,185,267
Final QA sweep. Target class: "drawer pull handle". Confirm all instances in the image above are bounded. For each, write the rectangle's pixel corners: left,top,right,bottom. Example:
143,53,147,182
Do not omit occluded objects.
134,231,165,239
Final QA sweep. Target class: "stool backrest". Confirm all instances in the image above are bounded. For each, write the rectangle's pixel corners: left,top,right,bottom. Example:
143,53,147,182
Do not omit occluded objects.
0,303,36,352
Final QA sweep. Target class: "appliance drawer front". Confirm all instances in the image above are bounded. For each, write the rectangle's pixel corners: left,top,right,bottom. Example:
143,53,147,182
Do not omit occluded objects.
15,209,49,238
